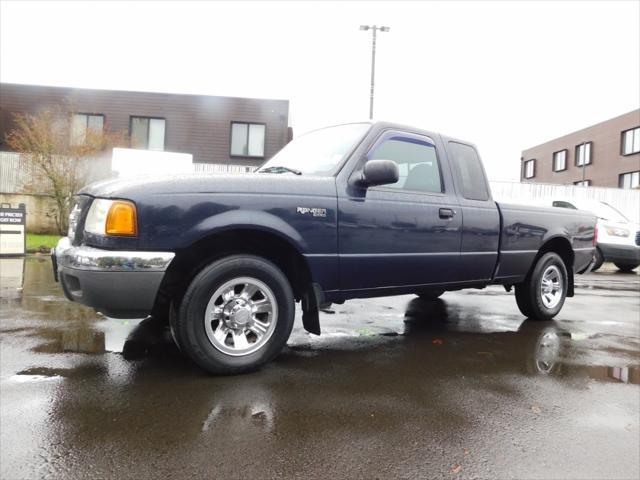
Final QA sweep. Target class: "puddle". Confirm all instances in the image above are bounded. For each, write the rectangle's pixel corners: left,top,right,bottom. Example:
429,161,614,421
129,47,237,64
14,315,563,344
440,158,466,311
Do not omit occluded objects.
0,257,25,299
10,374,62,383
11,366,72,382
2,256,639,389
1,257,639,480
202,400,275,433
27,317,170,360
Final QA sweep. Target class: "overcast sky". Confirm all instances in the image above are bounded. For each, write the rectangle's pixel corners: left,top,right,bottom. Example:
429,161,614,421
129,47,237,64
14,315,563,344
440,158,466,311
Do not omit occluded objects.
1,0,638,181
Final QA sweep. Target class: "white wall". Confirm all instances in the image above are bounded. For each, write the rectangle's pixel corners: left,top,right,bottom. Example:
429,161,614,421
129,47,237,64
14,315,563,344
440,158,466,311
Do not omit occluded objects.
490,181,640,223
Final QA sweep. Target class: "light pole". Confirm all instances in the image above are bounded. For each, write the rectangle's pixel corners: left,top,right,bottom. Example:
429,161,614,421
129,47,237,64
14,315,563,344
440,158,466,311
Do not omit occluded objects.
360,25,390,120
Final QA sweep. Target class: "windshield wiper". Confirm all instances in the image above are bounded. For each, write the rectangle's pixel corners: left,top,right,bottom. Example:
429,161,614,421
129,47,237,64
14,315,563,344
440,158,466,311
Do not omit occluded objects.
259,166,302,175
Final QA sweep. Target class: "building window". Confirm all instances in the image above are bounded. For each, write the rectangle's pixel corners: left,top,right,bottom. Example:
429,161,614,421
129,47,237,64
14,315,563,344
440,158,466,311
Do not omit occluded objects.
619,171,640,189
575,142,592,166
230,122,266,157
70,113,104,145
552,149,567,172
130,117,165,151
523,159,535,179
621,127,640,155
574,180,591,187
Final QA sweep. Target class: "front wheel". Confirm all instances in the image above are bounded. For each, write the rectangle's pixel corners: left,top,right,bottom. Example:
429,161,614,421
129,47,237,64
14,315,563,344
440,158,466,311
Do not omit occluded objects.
515,252,568,321
175,255,295,375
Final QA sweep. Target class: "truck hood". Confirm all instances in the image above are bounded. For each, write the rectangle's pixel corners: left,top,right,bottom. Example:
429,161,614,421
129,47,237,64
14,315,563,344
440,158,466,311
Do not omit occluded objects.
79,172,337,199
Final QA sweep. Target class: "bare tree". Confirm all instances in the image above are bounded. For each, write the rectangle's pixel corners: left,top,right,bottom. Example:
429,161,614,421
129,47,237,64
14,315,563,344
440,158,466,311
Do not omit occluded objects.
5,105,126,234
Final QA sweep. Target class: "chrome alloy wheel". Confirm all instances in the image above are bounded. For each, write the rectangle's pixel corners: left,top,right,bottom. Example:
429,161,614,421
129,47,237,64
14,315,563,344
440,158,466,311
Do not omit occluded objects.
204,277,278,356
534,330,561,373
540,265,563,309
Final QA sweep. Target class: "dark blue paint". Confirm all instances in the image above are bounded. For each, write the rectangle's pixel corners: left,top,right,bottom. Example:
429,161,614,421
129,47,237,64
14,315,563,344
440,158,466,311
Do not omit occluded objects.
78,121,596,304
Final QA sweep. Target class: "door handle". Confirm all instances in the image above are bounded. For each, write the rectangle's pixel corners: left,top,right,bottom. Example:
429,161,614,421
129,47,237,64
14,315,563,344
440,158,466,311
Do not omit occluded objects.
439,208,456,219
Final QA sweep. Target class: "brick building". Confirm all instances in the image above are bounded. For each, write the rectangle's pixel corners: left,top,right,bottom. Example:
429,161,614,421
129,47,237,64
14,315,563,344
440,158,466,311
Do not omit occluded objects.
0,83,290,167
521,109,640,189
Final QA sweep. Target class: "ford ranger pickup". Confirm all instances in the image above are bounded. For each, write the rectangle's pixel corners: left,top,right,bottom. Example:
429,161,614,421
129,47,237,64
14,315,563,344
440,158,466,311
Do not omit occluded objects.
53,122,596,374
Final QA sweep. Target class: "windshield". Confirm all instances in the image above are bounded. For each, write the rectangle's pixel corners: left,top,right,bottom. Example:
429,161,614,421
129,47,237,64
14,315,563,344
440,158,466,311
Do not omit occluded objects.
258,123,370,175
594,202,629,223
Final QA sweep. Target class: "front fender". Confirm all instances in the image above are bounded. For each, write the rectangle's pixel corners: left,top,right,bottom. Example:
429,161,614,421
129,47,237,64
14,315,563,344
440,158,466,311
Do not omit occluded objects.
179,209,310,253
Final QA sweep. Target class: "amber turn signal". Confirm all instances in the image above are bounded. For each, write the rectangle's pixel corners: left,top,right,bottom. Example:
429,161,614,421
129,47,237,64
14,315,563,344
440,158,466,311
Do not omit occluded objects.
105,201,137,236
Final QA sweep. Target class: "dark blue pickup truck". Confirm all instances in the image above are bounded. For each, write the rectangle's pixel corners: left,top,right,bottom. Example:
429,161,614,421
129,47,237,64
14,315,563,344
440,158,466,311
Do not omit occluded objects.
53,122,596,374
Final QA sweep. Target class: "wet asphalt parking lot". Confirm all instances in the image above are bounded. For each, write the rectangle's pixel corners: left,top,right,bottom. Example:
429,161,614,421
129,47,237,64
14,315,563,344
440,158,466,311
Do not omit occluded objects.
1,256,639,479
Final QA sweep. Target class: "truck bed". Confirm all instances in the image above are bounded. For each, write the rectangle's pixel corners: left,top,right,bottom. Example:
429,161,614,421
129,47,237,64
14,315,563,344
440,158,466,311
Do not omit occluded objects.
494,202,596,283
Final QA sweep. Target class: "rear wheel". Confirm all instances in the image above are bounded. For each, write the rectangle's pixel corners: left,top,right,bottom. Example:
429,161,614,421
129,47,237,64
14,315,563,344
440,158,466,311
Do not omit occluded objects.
417,289,445,300
515,252,568,321
175,255,295,375
591,248,604,271
614,262,639,272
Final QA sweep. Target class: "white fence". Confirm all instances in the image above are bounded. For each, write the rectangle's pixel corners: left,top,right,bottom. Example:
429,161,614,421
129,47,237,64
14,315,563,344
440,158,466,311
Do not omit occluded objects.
2,151,637,221
490,181,640,223
0,151,255,194
0,152,42,194
0,151,111,194
194,163,256,174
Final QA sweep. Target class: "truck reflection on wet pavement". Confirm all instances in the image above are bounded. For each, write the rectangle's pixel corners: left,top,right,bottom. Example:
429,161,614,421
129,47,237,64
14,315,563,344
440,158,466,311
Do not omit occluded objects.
1,257,639,479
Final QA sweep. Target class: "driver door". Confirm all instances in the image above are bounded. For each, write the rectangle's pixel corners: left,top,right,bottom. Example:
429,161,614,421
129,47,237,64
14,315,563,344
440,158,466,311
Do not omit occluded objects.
337,131,462,291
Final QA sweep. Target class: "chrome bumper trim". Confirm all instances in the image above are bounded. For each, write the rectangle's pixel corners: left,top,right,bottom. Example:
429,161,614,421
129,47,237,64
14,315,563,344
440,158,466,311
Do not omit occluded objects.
54,237,175,272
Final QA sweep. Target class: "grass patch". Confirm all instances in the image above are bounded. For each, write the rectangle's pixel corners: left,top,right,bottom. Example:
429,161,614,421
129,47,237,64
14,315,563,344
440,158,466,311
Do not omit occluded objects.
26,233,62,253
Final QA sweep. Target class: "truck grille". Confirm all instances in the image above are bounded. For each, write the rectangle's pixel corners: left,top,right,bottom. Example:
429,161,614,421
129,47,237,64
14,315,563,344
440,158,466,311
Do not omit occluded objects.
636,231,640,246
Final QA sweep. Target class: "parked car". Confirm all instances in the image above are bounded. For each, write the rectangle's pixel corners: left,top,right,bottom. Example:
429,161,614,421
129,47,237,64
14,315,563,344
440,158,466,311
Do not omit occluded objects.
52,122,596,374
551,199,639,272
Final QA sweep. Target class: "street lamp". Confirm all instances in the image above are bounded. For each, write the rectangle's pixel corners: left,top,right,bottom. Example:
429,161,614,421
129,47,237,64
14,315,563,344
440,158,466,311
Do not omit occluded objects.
360,25,390,120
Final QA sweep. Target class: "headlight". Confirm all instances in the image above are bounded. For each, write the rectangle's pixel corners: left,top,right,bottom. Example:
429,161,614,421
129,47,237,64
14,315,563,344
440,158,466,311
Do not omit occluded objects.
85,199,137,236
604,226,629,237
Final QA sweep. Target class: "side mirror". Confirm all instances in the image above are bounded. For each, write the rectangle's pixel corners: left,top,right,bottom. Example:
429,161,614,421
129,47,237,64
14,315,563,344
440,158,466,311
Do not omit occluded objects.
358,160,399,187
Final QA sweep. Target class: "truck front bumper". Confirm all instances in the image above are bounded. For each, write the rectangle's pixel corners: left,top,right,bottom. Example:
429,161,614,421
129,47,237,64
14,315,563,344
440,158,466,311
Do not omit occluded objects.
52,237,175,318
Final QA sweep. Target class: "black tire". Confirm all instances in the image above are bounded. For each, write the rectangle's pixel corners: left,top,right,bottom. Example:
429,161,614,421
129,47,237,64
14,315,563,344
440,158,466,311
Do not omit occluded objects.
614,262,639,272
515,252,568,321
417,289,445,300
591,248,604,271
176,255,295,375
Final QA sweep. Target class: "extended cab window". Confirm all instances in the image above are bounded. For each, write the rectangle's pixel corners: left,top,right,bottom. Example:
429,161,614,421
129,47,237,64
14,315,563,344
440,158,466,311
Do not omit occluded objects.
368,136,442,193
448,142,490,201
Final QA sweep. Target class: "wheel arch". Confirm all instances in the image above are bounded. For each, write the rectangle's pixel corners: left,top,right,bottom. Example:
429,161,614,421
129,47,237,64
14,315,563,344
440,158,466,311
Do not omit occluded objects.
162,227,312,299
152,226,322,333
176,209,309,252
531,236,575,297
